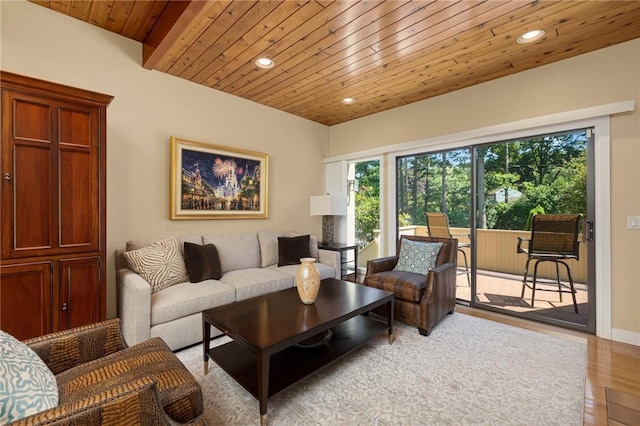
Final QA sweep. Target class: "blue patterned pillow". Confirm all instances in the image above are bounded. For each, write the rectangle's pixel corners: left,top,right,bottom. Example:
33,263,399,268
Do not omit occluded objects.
0,330,58,423
393,239,442,275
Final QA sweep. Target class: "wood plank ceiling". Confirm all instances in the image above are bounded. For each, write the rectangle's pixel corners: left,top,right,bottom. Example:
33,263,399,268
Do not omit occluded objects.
30,0,640,126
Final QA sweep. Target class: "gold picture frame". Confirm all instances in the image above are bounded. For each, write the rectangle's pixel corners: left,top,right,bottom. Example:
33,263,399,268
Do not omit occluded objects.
170,136,268,220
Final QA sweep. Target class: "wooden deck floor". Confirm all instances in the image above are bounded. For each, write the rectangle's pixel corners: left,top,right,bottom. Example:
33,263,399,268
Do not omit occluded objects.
455,269,588,326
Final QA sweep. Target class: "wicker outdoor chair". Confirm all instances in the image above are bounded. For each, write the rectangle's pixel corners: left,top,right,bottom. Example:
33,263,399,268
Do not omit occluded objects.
425,212,471,286
8,318,205,425
517,214,581,313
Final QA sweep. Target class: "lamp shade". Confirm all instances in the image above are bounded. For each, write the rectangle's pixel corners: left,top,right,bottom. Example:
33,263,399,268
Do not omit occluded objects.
310,195,347,216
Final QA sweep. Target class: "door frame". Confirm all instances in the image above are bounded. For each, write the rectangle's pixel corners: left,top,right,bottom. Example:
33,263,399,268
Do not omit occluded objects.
386,115,612,339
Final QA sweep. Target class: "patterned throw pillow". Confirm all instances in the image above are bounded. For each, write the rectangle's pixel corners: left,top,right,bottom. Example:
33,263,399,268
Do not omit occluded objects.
0,330,59,423
124,237,188,293
393,239,443,275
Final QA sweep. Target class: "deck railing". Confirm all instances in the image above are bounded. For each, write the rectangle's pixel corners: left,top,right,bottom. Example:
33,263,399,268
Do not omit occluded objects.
358,226,587,283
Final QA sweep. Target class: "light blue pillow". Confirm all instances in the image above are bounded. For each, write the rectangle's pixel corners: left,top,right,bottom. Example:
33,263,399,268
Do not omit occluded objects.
0,330,58,423
393,239,442,275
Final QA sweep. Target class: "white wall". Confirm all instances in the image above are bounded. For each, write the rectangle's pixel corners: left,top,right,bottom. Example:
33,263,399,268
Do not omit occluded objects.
328,40,640,340
1,0,329,318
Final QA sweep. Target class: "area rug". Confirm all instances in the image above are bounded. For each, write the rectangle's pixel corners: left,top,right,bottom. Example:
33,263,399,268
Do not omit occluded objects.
175,313,586,425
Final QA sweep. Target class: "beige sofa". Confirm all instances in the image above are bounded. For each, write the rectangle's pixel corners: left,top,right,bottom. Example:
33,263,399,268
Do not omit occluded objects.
116,231,339,350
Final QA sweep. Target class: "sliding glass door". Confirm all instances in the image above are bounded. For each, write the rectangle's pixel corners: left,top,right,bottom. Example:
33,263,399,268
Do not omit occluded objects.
396,148,473,298
473,129,594,332
395,128,595,333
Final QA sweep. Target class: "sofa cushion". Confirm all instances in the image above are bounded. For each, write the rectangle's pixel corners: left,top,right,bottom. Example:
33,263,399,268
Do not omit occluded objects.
271,262,336,281
203,233,261,273
278,235,311,266
124,237,188,293
220,268,294,301
183,242,222,282
55,337,203,423
257,230,287,267
150,280,235,326
0,330,58,423
393,239,442,275
363,270,427,303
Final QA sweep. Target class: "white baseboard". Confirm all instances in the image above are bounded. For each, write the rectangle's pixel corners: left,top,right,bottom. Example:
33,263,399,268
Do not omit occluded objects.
611,328,640,346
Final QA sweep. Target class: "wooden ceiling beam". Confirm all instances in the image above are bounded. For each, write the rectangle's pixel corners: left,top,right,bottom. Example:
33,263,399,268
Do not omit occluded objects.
142,1,210,70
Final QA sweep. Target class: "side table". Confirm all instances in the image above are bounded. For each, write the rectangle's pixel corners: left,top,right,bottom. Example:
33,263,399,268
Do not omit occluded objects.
318,242,358,282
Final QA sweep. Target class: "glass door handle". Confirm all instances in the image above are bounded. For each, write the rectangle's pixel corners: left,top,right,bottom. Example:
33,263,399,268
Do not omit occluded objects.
583,221,594,242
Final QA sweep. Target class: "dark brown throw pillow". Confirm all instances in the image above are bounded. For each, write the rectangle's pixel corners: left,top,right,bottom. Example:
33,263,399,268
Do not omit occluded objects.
278,235,311,266
183,242,222,283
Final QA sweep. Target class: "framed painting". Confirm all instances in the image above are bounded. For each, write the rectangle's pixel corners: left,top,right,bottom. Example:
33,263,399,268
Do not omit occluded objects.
170,137,268,220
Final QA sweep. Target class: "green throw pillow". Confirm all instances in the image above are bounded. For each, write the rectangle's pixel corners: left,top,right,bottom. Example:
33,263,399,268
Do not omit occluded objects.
393,239,442,275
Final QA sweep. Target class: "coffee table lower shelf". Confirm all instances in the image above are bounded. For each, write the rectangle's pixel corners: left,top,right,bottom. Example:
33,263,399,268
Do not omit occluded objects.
206,314,387,400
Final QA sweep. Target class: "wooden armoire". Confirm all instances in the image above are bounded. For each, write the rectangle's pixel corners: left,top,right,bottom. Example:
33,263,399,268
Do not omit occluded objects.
0,72,113,340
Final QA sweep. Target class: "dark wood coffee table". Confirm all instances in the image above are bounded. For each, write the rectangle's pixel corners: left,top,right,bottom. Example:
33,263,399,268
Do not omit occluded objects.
202,278,394,424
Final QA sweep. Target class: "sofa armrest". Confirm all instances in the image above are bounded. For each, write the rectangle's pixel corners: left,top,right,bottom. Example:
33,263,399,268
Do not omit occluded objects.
23,318,126,375
318,249,340,279
365,256,398,276
116,267,152,347
10,376,206,426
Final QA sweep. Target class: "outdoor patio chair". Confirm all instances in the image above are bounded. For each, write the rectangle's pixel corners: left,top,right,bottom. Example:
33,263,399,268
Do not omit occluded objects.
425,212,471,286
516,214,581,313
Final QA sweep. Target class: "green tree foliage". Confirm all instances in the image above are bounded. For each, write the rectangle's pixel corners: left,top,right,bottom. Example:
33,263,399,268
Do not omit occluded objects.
485,133,587,229
354,161,380,248
354,131,588,247
392,130,588,235
396,149,471,228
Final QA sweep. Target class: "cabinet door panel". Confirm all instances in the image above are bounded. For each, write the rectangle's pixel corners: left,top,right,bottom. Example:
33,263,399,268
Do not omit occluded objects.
0,262,53,340
58,105,99,250
58,108,91,147
13,98,51,142
59,150,96,248
2,94,55,258
13,143,54,252
59,257,101,329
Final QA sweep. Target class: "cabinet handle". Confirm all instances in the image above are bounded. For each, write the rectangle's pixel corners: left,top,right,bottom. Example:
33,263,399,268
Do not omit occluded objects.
3,173,10,182
62,302,68,311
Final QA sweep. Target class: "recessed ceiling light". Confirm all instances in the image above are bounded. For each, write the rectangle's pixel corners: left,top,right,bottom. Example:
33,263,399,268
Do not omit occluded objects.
255,57,274,69
517,29,545,44
341,97,356,105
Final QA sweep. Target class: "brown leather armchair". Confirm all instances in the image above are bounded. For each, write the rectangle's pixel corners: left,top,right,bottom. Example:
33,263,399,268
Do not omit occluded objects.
364,235,458,336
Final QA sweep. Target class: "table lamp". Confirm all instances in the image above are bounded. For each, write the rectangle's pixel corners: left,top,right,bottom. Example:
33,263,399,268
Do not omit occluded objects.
310,194,347,244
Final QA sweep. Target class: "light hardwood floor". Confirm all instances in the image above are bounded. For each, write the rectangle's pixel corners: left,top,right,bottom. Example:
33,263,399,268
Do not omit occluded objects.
456,305,640,425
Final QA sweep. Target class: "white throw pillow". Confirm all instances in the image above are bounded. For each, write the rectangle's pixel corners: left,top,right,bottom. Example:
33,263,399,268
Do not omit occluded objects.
124,237,188,293
0,331,59,423
393,239,442,275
